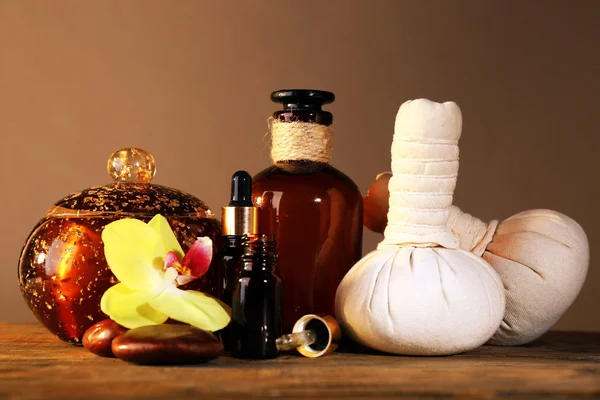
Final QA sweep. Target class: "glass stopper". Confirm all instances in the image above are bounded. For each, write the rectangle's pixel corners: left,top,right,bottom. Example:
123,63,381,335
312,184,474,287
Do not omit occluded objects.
107,148,156,183
276,330,317,352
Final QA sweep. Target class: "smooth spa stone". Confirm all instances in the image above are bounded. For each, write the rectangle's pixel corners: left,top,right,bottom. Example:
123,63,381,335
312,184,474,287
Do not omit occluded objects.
111,324,224,365
82,319,128,357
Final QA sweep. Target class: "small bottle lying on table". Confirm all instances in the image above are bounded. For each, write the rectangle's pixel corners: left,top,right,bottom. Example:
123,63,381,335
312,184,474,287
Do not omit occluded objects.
277,314,341,358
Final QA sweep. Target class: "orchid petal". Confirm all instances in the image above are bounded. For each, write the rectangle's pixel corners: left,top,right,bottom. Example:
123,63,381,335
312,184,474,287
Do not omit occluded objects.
100,283,168,329
183,237,213,279
101,218,163,289
176,275,196,286
164,251,182,270
148,215,184,261
148,287,231,332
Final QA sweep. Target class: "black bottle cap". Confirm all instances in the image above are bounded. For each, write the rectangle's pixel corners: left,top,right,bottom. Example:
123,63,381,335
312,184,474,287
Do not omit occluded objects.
229,171,253,207
271,89,335,106
271,89,335,126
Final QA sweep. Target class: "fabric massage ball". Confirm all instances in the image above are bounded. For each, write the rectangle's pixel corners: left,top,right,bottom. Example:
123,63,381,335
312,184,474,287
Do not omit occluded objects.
446,206,589,346
361,163,589,347
335,99,505,356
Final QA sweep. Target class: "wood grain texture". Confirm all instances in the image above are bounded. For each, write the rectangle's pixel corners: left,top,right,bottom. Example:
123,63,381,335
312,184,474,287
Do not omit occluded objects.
1,323,600,399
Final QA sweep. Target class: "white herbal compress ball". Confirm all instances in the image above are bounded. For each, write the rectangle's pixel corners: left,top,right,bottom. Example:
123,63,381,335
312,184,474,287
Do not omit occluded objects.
447,206,589,346
335,99,505,356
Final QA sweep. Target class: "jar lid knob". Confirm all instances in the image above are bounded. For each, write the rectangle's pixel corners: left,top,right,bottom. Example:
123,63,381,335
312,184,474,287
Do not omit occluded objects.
107,148,156,183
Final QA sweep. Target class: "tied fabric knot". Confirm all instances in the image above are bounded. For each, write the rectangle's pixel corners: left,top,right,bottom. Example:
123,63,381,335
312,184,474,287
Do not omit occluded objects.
269,117,334,163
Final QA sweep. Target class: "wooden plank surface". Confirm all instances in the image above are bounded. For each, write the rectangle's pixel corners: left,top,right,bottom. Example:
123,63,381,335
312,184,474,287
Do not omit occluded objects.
1,323,600,399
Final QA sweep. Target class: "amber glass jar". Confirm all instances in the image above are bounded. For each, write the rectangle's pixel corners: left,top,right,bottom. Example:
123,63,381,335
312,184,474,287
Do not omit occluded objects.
252,90,363,332
18,148,221,344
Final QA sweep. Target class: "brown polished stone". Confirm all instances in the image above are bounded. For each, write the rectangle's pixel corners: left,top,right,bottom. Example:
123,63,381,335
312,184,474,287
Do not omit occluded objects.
111,324,223,365
82,319,128,357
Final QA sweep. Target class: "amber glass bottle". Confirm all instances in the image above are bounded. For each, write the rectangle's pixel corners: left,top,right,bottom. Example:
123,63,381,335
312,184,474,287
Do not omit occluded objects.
252,89,363,333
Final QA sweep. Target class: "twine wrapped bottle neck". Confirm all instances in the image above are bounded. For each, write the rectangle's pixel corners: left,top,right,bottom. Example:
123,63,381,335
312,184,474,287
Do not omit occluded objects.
268,89,335,165
269,117,334,164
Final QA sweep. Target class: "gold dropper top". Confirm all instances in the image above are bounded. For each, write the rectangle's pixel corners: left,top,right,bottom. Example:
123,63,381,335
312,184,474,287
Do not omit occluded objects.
222,171,258,236
276,314,341,358
222,207,258,235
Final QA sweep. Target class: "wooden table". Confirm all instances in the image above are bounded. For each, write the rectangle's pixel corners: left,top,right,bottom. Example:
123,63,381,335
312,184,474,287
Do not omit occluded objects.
1,323,600,399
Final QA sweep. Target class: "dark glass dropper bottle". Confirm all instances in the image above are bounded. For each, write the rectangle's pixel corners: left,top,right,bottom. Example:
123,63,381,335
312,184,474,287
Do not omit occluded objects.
232,235,283,359
220,171,258,307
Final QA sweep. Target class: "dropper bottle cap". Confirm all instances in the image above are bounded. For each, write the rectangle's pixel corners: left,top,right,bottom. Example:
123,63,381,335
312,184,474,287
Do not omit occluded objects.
275,314,341,358
221,171,258,236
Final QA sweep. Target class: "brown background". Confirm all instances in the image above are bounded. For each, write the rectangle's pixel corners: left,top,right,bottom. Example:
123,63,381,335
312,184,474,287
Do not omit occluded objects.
0,1,598,330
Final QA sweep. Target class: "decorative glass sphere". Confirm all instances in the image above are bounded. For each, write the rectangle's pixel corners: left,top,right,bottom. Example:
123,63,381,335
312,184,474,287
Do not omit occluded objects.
107,148,156,183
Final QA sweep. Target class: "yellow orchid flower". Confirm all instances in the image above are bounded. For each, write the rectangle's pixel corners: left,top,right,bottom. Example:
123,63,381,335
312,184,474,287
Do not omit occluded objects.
100,214,231,331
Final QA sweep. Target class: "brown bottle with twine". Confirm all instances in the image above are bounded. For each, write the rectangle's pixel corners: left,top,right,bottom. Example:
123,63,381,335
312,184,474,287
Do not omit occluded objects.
252,89,363,333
